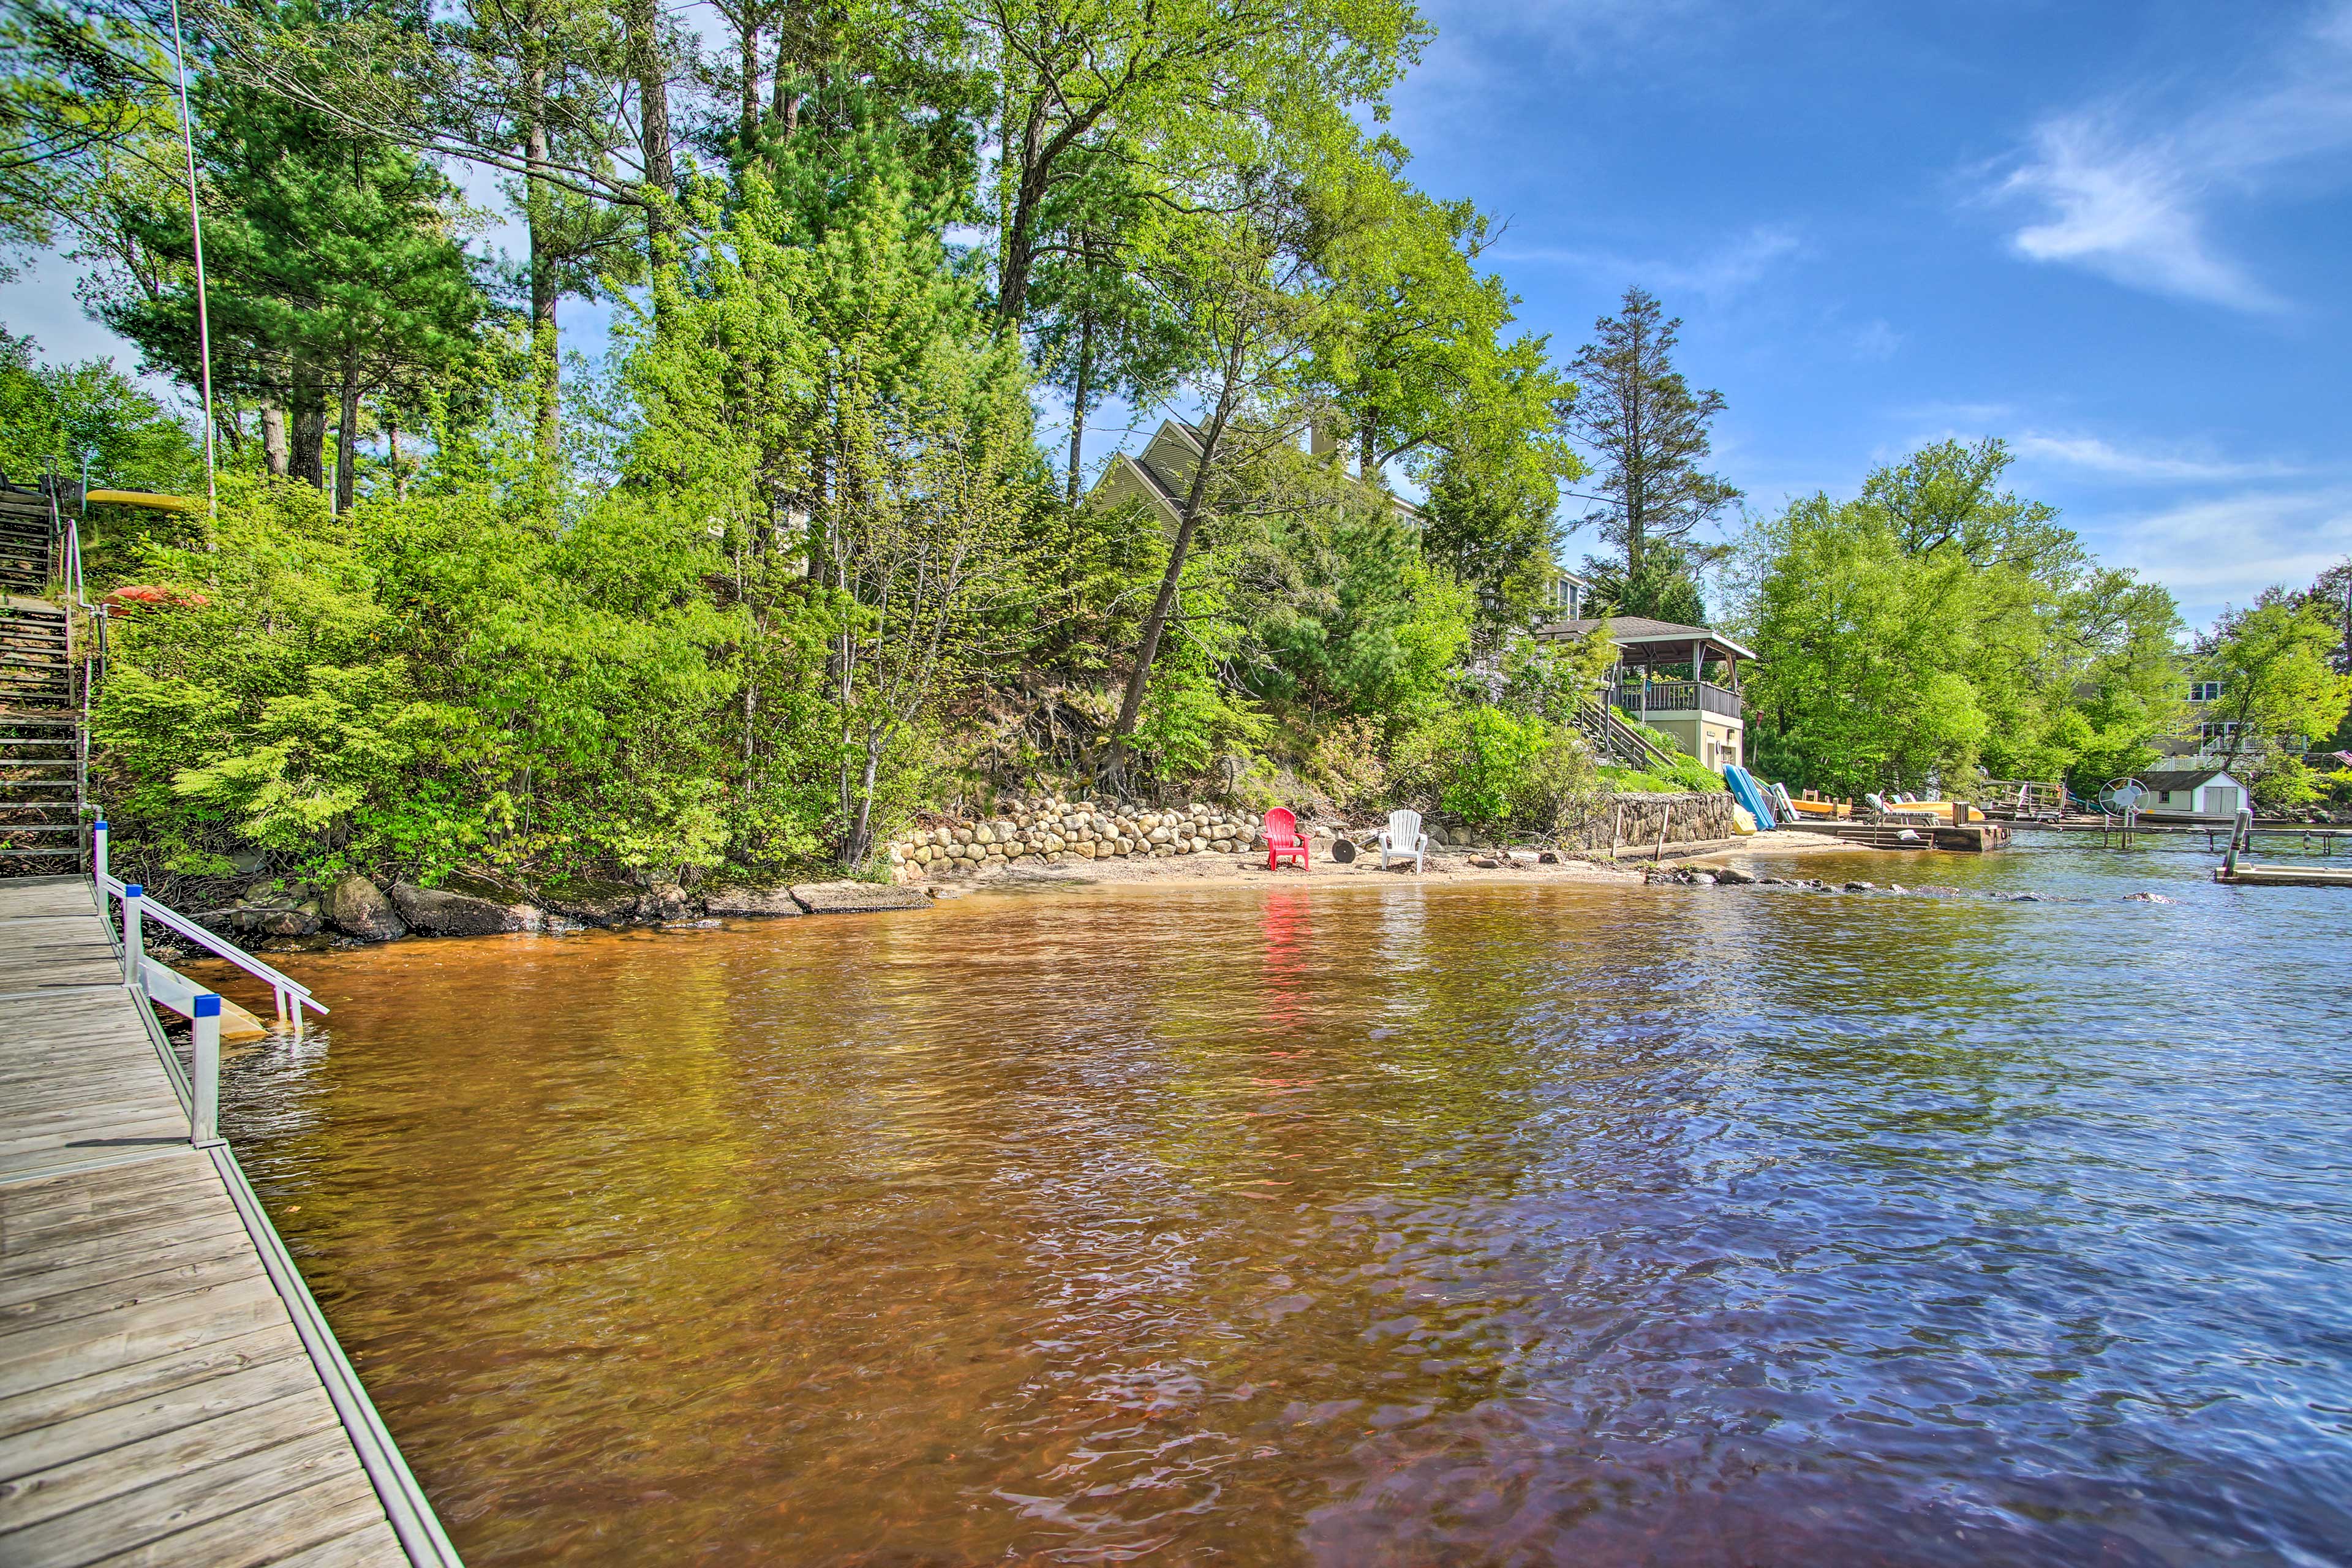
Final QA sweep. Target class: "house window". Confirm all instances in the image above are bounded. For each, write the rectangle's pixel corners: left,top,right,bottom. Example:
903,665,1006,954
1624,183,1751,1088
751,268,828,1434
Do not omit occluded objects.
2188,680,2223,702
2198,721,2239,745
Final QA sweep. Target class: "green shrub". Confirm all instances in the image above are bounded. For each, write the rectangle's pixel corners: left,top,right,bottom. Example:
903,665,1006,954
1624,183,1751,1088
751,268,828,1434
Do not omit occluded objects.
1392,705,1594,829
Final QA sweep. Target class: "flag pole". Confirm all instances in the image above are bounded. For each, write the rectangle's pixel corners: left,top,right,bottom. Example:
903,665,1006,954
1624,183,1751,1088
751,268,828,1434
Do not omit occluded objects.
167,0,216,516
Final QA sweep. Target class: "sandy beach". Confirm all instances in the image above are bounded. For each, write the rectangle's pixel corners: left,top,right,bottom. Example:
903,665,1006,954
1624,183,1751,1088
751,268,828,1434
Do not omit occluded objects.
916,827,1870,896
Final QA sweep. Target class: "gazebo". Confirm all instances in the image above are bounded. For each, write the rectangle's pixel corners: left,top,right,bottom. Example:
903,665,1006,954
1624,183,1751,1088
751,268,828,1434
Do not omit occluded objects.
1535,616,1758,771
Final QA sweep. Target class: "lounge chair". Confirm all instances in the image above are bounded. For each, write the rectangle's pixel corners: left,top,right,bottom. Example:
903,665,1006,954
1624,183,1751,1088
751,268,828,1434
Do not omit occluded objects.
1379,809,1428,872
1264,807,1310,871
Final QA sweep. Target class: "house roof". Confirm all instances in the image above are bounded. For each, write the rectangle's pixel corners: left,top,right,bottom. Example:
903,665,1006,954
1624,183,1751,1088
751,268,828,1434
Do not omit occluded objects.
1092,417,1426,527
2133,766,2241,791
1535,617,1760,663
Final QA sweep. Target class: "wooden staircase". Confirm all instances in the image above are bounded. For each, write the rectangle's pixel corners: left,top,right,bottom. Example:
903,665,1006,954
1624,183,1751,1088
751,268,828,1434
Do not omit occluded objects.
0,480,53,596
1573,698,1680,772
0,482,85,875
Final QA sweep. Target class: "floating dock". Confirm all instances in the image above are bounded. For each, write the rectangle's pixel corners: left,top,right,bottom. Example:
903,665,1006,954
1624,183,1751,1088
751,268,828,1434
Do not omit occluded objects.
0,876,459,1566
2213,863,2352,888
1781,820,2011,852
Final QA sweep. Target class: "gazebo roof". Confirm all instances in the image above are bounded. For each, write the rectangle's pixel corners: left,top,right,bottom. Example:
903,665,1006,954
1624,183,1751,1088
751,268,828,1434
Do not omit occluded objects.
1536,617,1759,665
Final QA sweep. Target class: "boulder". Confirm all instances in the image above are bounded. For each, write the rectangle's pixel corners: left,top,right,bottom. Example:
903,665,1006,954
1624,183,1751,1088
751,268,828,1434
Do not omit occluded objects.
640,883,691,922
390,877,543,937
539,877,643,928
1842,880,1877,892
326,875,407,941
252,900,323,937
790,881,934,914
1713,865,1756,885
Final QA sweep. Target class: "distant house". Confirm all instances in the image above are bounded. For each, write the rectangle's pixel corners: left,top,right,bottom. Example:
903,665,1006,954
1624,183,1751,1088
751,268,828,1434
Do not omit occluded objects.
1088,418,1423,537
2133,765,2246,820
1534,616,1756,772
1094,420,1598,616
2157,676,2312,764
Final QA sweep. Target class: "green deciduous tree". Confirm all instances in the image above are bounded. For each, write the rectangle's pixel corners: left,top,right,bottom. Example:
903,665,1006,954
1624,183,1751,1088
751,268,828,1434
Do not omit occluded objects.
0,326,195,489
1735,439,2182,797
2193,598,2352,778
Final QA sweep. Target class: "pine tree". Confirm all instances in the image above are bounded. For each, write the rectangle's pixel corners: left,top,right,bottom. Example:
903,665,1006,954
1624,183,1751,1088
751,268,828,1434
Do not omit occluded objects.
1566,285,1738,618
98,43,482,508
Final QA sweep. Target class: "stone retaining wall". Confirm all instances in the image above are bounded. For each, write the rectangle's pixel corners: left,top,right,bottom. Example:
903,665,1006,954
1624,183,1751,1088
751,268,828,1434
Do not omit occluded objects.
888,796,1268,881
1553,791,1740,854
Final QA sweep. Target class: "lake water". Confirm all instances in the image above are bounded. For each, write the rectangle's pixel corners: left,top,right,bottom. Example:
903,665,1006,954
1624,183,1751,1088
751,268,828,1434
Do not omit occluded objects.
206,834,2352,1565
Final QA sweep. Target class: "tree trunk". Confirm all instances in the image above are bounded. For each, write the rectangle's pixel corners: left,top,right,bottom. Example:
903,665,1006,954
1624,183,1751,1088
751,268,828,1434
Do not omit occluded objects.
333,348,360,514
995,94,1047,331
625,0,676,328
260,406,287,477
1065,315,1093,505
288,353,326,491
521,31,559,468
1106,365,1242,782
736,10,760,146
386,420,406,501
291,406,326,489
771,27,794,126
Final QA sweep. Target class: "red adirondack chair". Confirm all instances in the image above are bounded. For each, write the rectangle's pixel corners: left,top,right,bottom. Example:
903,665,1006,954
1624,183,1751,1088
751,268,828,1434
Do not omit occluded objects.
1264,807,1310,871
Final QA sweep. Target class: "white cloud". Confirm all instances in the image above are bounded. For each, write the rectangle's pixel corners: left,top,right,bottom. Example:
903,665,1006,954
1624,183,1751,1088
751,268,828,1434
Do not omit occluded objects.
2092,484,2352,617
1990,3,2352,311
1850,319,1901,361
2011,432,2300,484
1496,224,1803,306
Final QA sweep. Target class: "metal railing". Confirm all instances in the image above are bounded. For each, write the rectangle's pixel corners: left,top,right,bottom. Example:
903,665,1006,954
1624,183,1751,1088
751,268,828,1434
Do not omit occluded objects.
94,819,328,1035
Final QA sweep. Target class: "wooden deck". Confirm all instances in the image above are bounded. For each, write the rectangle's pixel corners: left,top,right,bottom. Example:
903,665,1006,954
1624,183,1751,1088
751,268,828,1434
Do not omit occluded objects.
1,877,447,1566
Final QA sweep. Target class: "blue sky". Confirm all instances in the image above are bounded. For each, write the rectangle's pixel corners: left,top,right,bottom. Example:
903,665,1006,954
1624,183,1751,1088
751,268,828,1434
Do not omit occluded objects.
6,0,2346,628
1385,0,2352,628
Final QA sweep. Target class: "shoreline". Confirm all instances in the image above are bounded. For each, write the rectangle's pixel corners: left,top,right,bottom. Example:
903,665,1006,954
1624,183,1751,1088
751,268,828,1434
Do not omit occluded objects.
914,829,1874,899
159,831,1885,962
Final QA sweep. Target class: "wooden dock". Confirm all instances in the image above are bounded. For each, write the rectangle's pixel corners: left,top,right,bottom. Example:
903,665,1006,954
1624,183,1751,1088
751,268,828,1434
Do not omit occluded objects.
0,877,458,1566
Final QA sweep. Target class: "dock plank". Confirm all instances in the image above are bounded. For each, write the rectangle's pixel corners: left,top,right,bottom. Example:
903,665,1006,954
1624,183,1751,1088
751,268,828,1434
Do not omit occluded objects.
0,878,426,1567
0,1327,303,1445
0,1352,318,1478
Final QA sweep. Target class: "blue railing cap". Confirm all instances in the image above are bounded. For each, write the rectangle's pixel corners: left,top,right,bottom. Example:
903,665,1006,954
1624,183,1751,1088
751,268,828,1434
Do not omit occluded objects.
193,993,221,1017
93,819,107,832
125,883,143,897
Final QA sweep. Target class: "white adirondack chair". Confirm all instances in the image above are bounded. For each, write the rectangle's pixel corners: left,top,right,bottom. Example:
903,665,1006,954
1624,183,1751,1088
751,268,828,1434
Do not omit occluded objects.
1379,808,1428,872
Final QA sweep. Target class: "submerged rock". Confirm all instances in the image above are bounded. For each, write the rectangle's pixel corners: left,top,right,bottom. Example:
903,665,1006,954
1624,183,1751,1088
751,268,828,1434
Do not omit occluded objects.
703,886,807,918
791,881,933,914
390,877,543,937
1844,880,1877,892
327,875,406,941
2122,891,2178,903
